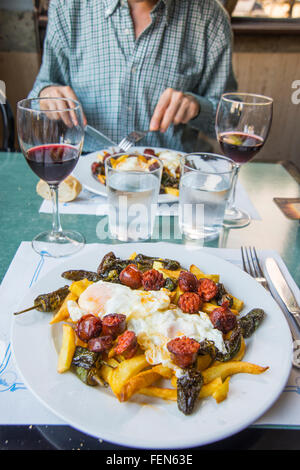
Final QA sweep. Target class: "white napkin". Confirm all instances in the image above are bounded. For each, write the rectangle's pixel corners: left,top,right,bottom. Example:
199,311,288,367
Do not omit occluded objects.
1,242,298,427
39,181,261,220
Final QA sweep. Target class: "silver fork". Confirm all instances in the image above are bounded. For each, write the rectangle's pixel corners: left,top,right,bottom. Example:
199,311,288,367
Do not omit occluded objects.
241,246,270,291
117,130,150,152
241,246,300,367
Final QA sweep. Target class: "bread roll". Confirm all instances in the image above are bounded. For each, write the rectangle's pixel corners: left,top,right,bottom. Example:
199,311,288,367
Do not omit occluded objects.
36,175,82,202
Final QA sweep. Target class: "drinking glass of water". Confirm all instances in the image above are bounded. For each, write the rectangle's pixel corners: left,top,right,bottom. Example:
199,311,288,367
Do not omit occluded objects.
105,154,163,241
179,153,236,241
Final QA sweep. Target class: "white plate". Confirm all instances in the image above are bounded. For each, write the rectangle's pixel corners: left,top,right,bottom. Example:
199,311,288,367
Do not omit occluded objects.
73,147,183,204
11,243,292,449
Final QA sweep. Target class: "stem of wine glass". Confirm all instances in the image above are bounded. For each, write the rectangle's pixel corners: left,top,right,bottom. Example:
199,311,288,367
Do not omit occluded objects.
227,164,240,211
49,184,63,234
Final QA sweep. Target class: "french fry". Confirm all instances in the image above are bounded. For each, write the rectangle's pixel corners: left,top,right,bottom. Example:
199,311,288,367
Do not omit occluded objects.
129,252,137,260
164,187,179,197
120,368,162,402
69,279,94,297
140,387,177,401
103,355,149,400
189,265,219,283
213,377,230,403
202,302,239,316
100,358,119,384
75,336,87,348
120,364,173,402
97,174,106,184
152,262,183,280
50,292,78,325
202,361,268,385
170,285,184,304
57,324,76,373
229,295,244,312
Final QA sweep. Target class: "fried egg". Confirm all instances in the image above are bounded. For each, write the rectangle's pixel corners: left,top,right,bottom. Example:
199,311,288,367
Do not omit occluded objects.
77,280,171,318
128,307,226,375
114,156,148,172
158,150,181,177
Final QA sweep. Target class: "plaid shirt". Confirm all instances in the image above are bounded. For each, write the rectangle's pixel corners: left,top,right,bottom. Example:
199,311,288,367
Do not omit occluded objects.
29,0,237,152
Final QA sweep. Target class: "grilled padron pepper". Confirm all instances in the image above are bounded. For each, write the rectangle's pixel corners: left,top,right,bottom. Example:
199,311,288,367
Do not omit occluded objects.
71,346,108,387
216,326,242,362
177,369,204,415
238,308,265,338
133,254,181,271
14,285,70,315
61,270,100,282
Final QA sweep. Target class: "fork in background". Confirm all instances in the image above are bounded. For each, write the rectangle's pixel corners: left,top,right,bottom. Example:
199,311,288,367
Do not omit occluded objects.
117,130,150,152
241,246,300,361
241,246,270,291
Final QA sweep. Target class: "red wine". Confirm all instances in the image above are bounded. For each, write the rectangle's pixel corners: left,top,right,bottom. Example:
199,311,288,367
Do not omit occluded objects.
219,132,264,164
26,144,79,184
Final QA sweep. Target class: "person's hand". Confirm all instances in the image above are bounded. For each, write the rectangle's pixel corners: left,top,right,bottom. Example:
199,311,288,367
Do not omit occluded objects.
39,85,87,127
149,88,200,133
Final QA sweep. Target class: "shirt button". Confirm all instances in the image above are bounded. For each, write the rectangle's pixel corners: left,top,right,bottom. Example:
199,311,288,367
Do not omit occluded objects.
131,66,137,74
105,8,112,15
124,28,130,35
128,106,132,112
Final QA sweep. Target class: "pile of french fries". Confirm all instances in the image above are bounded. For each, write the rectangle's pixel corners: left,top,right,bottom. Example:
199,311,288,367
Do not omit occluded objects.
54,254,268,408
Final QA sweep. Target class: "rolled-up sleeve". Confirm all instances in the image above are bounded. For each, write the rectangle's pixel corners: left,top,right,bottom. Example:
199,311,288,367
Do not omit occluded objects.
186,7,237,137
28,0,70,98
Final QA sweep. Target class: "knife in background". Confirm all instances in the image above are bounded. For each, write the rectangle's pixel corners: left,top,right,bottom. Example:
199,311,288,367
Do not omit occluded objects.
265,257,300,331
85,125,117,147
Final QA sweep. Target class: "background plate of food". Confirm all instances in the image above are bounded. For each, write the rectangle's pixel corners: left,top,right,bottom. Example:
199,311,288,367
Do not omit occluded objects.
11,243,292,449
72,147,184,203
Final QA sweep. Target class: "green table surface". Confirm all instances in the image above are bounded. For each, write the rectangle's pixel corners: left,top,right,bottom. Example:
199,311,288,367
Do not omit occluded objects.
1,152,299,286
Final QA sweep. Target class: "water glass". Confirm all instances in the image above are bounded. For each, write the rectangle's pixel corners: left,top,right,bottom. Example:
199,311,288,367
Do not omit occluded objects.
179,153,236,241
105,154,163,241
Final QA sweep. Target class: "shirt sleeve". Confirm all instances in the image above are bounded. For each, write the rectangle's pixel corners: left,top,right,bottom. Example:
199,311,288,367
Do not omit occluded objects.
28,0,70,98
186,7,237,137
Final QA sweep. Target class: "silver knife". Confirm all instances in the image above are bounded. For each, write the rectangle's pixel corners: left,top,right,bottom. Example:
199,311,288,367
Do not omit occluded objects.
265,258,300,330
84,125,117,146
265,258,300,368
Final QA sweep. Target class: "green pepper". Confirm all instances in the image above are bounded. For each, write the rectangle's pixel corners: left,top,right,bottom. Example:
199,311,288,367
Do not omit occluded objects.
14,285,70,315
61,270,100,282
216,326,242,362
164,277,178,292
177,369,204,415
239,308,265,338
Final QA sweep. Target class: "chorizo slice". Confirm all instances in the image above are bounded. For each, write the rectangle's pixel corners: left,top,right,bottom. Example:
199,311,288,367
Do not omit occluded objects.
88,335,113,353
167,336,200,369
178,271,198,292
119,264,143,289
142,269,165,291
197,278,218,302
102,313,126,338
114,330,138,359
178,292,202,314
75,314,102,342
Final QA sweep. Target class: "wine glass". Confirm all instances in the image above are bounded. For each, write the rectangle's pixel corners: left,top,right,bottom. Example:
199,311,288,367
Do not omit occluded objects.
215,93,273,228
17,97,85,257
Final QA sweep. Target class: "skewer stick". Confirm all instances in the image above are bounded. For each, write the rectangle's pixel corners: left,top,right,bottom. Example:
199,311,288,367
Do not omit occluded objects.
13,303,42,316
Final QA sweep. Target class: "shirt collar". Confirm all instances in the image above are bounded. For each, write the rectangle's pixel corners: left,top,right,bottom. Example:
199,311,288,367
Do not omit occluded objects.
104,0,173,24
152,0,173,25
103,0,120,18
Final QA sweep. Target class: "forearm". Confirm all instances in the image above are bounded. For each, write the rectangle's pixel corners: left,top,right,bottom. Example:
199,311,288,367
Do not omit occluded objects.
186,74,237,138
